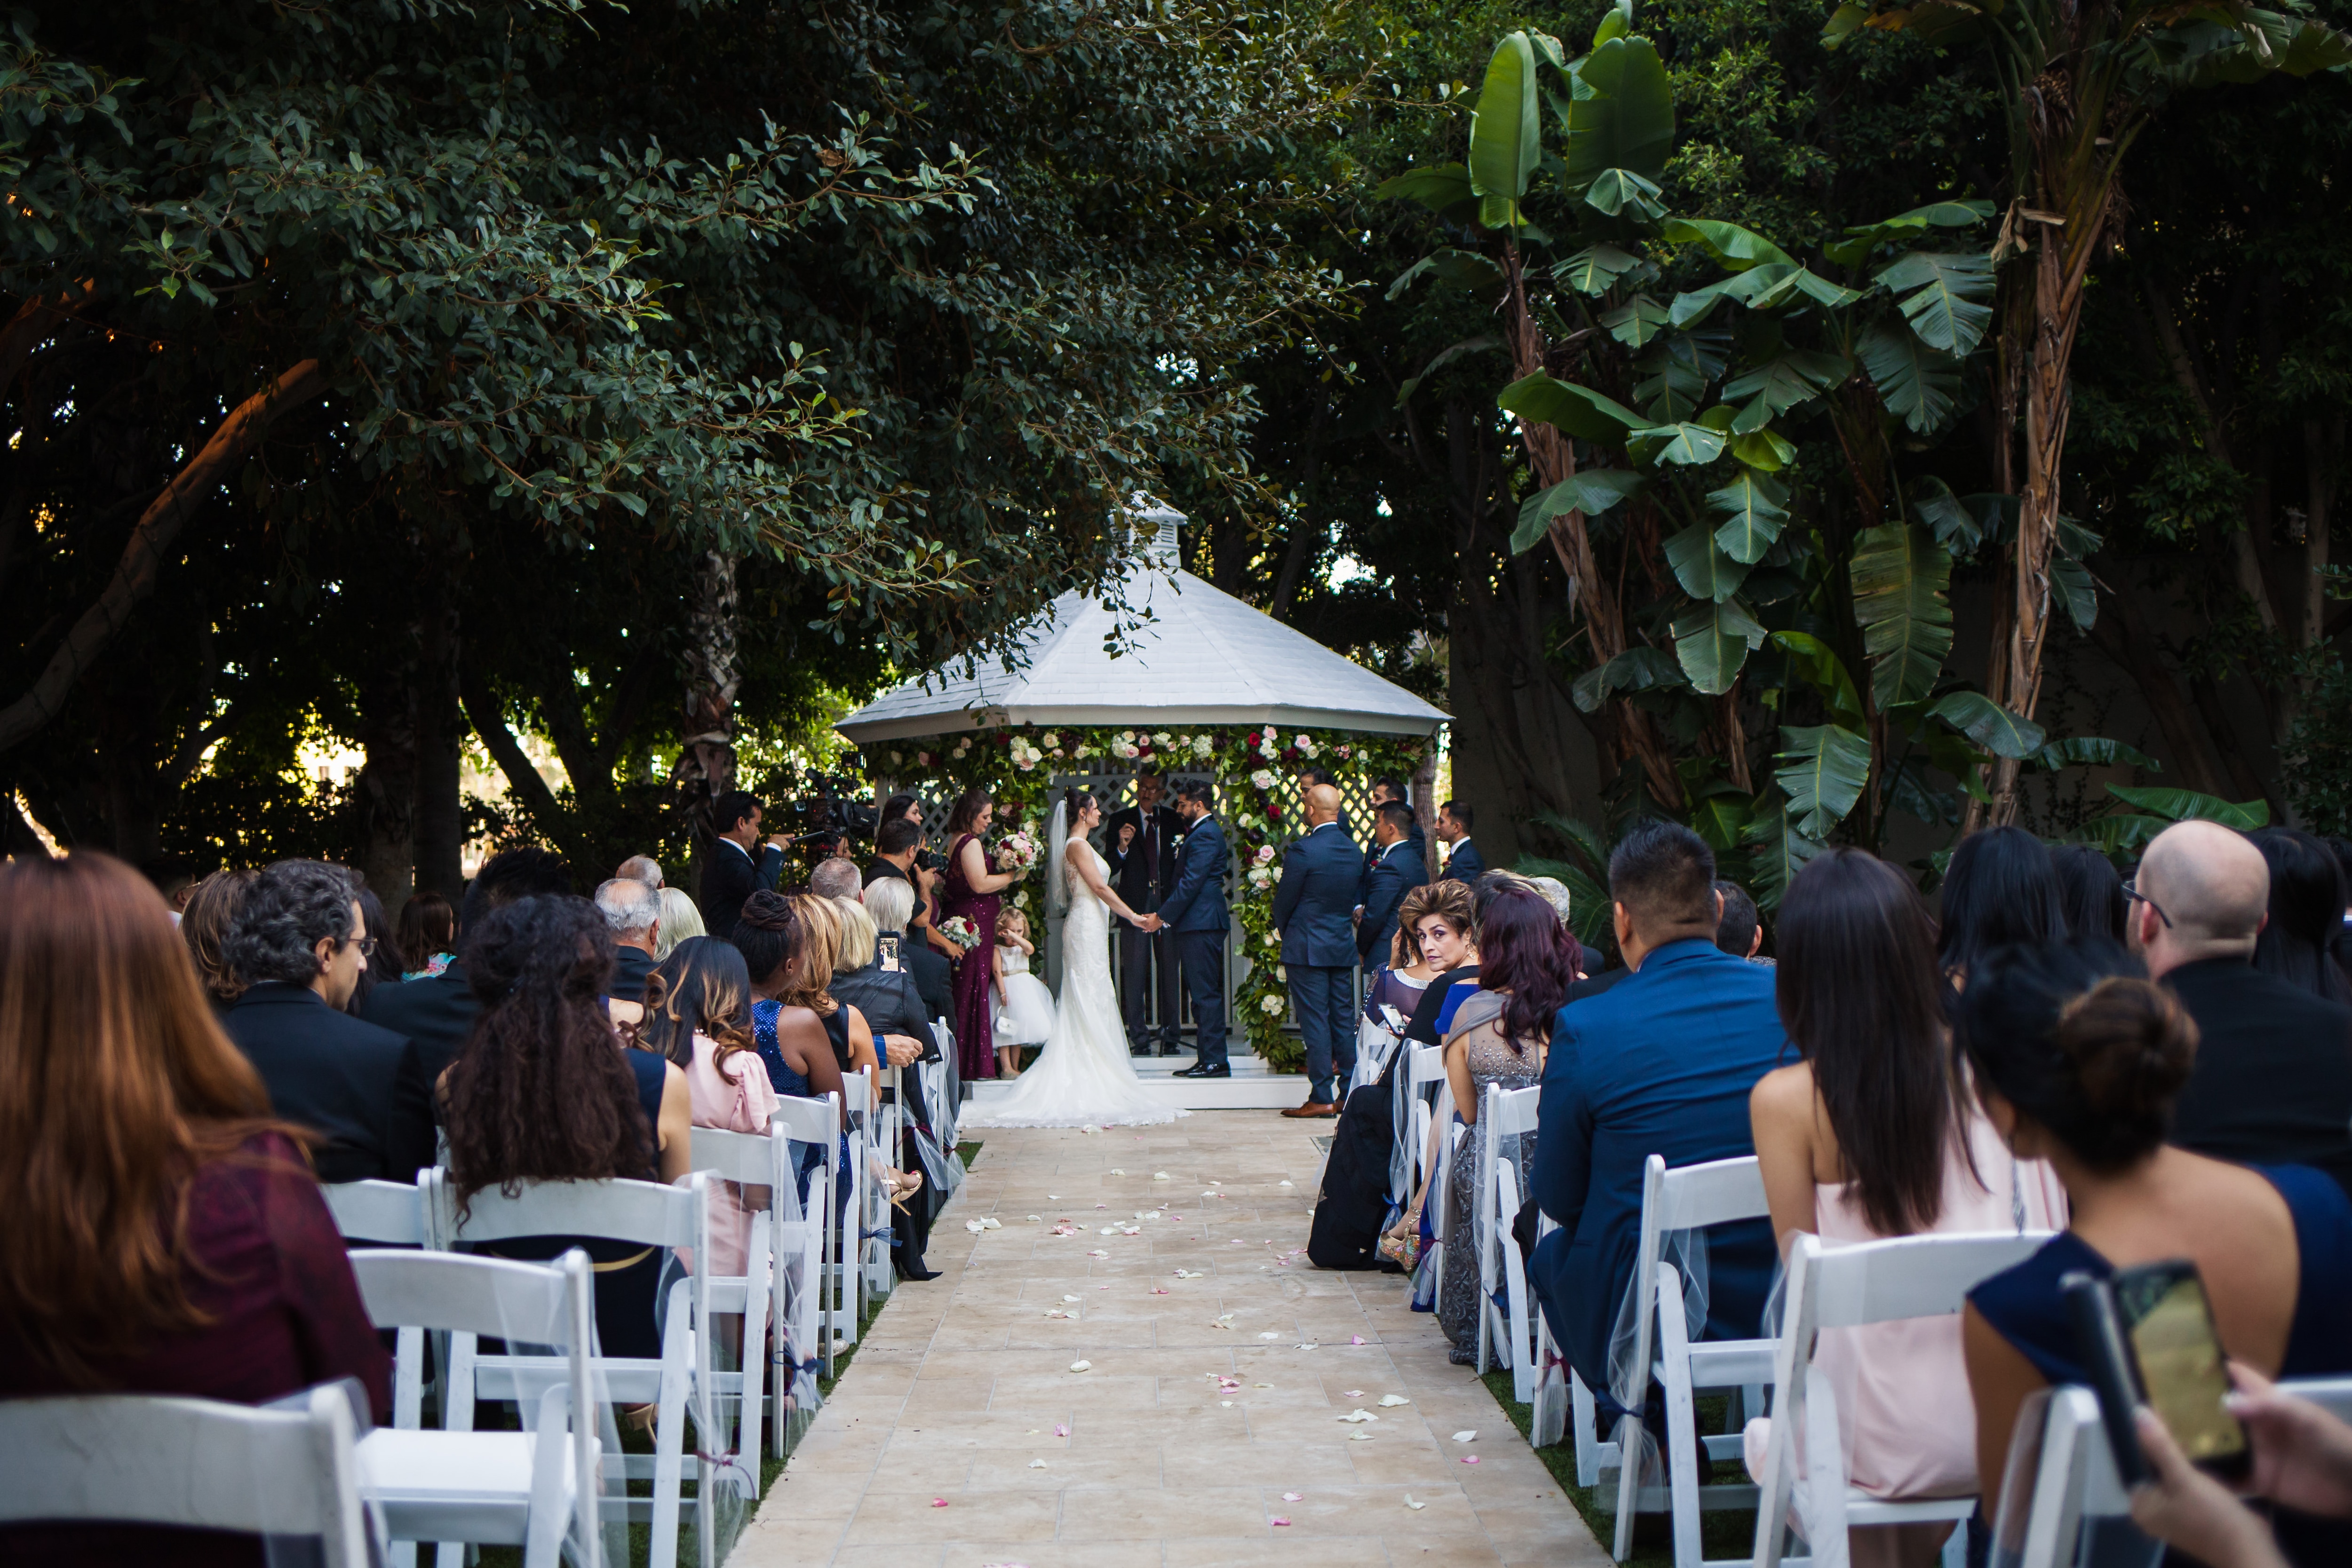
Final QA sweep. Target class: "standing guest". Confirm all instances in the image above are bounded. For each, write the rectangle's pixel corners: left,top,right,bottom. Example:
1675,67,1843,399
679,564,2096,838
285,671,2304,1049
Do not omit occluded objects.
1529,821,1784,1426
616,854,663,889
864,874,952,1027
1746,849,2066,1567
939,787,1019,1081
1434,887,1578,1362
1938,824,2069,990
1960,937,2352,1554
1714,879,1764,959
864,816,949,956
439,895,691,1359
0,853,390,1566
2132,820,2352,1199
397,890,460,980
1160,778,1232,1080
880,792,925,830
653,886,705,960
699,791,786,943
220,860,421,1185
1437,800,1487,885
366,846,572,1181
639,937,775,1278
594,877,662,1018
1272,782,1363,1117
2048,842,2127,943
1367,776,1429,875
1105,767,1184,1056
2249,827,2352,1004
1358,800,1430,968
180,868,258,1012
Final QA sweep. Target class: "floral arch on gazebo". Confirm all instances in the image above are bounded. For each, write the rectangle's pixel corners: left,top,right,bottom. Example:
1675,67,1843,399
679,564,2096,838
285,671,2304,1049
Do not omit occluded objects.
834,498,1448,1071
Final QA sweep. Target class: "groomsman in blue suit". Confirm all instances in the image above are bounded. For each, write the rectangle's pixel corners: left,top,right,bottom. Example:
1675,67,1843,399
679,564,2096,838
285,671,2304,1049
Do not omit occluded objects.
1158,779,1233,1079
1356,800,1429,968
1271,783,1363,1116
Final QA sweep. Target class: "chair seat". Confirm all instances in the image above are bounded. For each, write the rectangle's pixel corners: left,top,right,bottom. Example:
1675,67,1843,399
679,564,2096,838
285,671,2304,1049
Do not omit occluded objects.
358,1429,597,1544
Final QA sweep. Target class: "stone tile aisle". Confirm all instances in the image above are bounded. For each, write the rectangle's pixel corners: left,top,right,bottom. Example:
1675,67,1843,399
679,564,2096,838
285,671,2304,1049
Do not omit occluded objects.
731,1112,1608,1567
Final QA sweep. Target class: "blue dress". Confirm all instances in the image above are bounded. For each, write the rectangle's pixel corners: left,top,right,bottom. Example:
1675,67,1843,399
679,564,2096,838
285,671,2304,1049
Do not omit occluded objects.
754,998,843,1208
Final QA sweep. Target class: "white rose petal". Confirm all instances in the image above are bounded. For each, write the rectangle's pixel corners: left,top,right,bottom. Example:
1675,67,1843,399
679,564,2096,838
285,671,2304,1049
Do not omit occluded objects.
1026,1214,1041,1222
1064,1295,1080,1302
1336,1409,1380,1424
1278,1180,1294,1188
1088,1249,1109,1258
1109,1168,1125,1175
1152,1171,1171,1180
1069,1360,1091,1373
1403,1494,1426,1510
1257,1331,1281,1341
1378,1394,1413,1407
1452,1431,1478,1443
1349,1431,1375,1442
1029,1459,1049,1469
981,1218,1002,1229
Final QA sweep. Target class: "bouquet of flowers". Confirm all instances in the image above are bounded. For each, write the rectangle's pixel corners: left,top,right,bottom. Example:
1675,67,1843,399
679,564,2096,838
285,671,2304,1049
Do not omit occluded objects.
994,827,1043,878
938,915,981,951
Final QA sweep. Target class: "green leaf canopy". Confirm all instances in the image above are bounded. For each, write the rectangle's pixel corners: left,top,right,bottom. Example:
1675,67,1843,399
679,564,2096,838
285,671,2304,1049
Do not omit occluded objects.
1564,37,1676,189
1498,373,1646,445
1851,523,1955,706
1876,251,1996,355
1777,723,1874,838
1673,598,1767,693
1469,33,1542,217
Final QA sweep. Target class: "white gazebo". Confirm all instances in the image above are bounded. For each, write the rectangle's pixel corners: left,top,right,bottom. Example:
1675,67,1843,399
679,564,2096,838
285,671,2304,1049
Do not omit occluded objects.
836,496,1448,1108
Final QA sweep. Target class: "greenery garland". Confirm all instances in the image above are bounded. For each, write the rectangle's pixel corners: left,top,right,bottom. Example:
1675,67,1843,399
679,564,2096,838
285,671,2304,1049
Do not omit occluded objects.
854,722,1434,1071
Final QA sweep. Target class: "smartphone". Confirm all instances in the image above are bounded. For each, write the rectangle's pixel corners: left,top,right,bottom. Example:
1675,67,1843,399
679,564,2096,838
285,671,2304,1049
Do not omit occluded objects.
2063,1260,2250,1486
878,934,901,971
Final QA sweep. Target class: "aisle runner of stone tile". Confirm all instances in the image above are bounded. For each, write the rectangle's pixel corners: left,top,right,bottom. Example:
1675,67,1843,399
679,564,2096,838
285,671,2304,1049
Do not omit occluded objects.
732,1112,1606,1567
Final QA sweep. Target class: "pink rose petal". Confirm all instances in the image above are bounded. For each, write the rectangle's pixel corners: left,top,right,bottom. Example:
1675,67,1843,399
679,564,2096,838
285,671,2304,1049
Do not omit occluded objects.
1054,1424,1070,1437
1351,1336,1367,1345
1282,1491,1304,1502
931,1497,949,1507
1461,1455,1480,1464
1270,1516,1291,1527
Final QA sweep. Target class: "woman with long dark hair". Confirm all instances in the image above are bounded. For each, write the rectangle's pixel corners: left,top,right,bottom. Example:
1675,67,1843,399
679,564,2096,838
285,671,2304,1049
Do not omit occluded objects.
346,885,405,1015
937,786,1020,1079
641,936,776,1277
736,891,851,1209
397,889,459,979
2047,842,2126,943
1746,849,2065,1566
2249,827,2352,1004
1938,824,2069,988
0,854,388,1564
438,895,691,1359
1432,886,1580,1363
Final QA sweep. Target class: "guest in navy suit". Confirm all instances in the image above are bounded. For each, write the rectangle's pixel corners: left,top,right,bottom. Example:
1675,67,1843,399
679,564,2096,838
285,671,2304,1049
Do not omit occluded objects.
1271,784,1363,1114
1529,820,1785,1419
699,790,786,942
1437,800,1487,884
1158,779,1232,1078
1357,800,1429,966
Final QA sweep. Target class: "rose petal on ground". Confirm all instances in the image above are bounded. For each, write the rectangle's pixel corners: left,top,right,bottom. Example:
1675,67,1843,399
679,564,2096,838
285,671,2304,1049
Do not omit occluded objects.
1403,1495,1425,1510
1270,1516,1291,1527
1153,1172,1171,1180
982,1217,1002,1229
1069,1360,1091,1372
1025,1215,1041,1222
1063,1294,1080,1302
1282,1492,1304,1502
1110,1169,1125,1175
1257,1332,1281,1341
1151,1287,1169,1295
1027,1458,1048,1468
1349,1431,1374,1442
1462,1455,1480,1464
1098,1227,1116,1235
1220,1400,1233,1407
1453,1431,1478,1442
1279,1180,1295,1187
1343,1389,1365,1398
1049,1195,1061,1200
1336,1409,1379,1423
1378,1394,1412,1407
1088,1249,1109,1258
965,1220,988,1232
1054,1423,1070,1437
1350,1336,1367,1346
1254,1382,1273,1388
931,1498,949,1508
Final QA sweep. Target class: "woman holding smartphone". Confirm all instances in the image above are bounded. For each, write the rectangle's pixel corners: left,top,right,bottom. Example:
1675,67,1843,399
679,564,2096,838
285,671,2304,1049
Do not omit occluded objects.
1956,937,2352,1543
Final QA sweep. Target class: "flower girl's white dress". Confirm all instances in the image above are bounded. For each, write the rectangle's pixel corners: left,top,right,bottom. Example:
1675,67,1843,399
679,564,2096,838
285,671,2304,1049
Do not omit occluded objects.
993,943,1056,1047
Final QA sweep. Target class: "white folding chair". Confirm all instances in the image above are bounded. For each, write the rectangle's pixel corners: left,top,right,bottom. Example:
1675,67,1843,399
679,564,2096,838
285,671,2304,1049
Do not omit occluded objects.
423,1167,715,1568
0,1384,374,1567
1403,1044,1459,1309
1614,1153,1774,1563
1992,1386,2141,1568
2279,1375,2352,1422
1750,1231,2052,1568
350,1249,600,1568
689,1124,783,1482
770,1092,842,1381
323,1179,428,1245
1476,1083,1542,1385
841,1064,894,1305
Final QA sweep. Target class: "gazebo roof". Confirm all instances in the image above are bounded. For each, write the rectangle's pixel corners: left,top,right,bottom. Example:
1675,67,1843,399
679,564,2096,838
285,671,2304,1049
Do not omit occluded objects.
836,498,1449,745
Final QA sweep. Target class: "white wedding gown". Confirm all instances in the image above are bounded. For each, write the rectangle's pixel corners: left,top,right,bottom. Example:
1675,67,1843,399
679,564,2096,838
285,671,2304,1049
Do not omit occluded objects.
961,840,1190,1129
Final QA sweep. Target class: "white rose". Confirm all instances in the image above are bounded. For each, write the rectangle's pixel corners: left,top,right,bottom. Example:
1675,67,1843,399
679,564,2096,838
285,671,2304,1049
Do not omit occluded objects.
1192,736,1213,757
1260,993,1285,1015
1249,769,1276,791
1153,731,1171,745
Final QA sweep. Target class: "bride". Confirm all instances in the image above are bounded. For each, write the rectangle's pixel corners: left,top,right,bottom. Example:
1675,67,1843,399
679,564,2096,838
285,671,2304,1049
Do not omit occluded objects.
961,789,1191,1128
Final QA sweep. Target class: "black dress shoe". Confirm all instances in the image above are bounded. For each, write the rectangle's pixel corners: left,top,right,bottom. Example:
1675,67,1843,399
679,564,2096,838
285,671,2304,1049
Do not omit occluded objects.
1157,1037,1186,1057
1173,1061,1231,1078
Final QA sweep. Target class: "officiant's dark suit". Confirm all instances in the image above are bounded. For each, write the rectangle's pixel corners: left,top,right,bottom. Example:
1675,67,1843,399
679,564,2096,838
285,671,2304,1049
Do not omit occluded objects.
1105,792,1186,1052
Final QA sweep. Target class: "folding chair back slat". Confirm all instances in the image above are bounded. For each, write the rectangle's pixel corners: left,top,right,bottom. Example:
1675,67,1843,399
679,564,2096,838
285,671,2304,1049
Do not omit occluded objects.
323,1178,427,1245
428,1174,697,1250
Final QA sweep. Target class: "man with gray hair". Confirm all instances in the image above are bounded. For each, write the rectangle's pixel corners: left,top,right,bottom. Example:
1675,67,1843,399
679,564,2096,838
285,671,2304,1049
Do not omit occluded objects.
2134,819,2352,1196
594,876,662,1006
221,860,420,1183
616,855,663,890
809,856,864,904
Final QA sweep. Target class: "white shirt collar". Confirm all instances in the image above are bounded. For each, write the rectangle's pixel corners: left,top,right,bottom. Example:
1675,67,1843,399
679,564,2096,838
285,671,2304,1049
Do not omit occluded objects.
719,837,754,861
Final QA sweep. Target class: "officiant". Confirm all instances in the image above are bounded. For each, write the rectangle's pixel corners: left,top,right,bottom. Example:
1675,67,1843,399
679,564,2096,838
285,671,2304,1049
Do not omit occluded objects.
1104,766,1185,1056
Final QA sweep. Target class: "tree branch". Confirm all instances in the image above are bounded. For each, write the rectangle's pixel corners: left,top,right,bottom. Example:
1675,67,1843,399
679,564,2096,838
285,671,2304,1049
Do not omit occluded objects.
461,674,596,870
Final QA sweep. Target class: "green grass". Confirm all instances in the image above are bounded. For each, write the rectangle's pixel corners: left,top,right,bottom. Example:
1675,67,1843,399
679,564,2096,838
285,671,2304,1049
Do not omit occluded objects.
1478,1370,1757,1567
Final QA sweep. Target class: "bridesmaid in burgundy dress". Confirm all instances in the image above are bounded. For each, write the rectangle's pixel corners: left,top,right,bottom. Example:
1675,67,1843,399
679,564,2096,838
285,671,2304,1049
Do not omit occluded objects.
940,786,1021,1079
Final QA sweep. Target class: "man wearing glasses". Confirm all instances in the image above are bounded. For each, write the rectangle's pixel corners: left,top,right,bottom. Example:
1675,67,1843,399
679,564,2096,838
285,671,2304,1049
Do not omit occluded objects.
2129,821,2352,1200
217,858,421,1184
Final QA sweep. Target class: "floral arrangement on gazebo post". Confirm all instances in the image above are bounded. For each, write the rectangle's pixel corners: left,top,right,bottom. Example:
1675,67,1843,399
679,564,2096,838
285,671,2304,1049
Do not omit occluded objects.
855,722,1434,1072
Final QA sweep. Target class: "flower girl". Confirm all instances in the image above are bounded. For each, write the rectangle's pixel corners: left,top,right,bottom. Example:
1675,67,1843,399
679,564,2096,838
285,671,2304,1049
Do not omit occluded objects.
991,907,1056,1076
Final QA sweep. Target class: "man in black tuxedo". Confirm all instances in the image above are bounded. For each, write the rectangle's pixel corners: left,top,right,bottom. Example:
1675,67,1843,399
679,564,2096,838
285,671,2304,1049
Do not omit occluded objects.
699,790,787,942
1104,768,1185,1055
2137,820,2352,1199
1437,800,1487,884
221,860,421,1184
366,846,572,1179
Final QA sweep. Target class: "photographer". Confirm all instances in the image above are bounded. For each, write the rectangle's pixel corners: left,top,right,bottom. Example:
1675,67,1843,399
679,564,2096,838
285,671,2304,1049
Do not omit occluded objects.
864,816,955,958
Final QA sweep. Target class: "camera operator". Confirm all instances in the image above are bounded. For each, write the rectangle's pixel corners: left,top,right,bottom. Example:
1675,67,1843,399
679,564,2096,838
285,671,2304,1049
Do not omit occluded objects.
865,814,955,958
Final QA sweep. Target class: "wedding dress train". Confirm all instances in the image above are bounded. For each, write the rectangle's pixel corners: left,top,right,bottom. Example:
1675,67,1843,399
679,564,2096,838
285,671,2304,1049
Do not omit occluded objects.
960,839,1189,1129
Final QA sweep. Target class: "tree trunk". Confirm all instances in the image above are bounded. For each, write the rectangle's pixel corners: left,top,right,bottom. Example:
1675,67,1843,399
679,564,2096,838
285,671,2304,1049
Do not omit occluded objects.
413,563,465,900
356,648,420,922
674,548,742,887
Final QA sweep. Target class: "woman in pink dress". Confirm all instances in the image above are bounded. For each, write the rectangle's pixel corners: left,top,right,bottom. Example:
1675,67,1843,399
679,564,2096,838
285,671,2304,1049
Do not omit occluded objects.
640,936,778,1277
1746,848,2066,1568
938,786,1020,1080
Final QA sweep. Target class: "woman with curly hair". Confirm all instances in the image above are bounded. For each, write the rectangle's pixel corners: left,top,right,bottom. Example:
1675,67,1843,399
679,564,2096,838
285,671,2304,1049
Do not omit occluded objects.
438,895,690,1359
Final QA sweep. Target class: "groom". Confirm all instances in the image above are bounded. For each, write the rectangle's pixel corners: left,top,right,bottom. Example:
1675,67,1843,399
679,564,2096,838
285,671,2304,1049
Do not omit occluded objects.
1157,779,1231,1079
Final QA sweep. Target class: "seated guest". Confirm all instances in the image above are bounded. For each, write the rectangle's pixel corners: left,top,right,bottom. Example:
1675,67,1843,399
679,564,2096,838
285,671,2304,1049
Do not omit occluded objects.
180,868,258,1013
594,875,663,1014
1360,879,1463,1082
2048,842,2126,942
397,889,459,979
1358,801,1431,969
2125,1362,2352,1568
220,860,420,1185
639,936,775,1276
1436,799,1486,884
368,846,571,1179
809,855,865,904
439,895,691,1359
1529,820,1784,1423
2135,820,2352,1199
1747,849,2066,1568
1714,879,1764,960
787,893,882,1075
616,854,663,890
1960,937,2352,1541
736,891,852,1207
0,853,389,1565
653,886,705,960
829,897,932,1070
1399,878,1485,1047
348,884,404,1015
864,873,952,1027
2249,827,2352,1004
1938,824,2068,991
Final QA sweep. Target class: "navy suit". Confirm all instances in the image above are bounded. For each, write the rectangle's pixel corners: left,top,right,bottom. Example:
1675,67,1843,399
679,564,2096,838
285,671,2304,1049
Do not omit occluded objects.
1158,813,1232,1068
1271,819,1364,1102
1441,836,1488,884
1357,837,1429,966
1528,939,1786,1415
